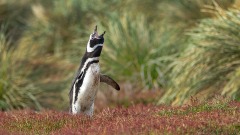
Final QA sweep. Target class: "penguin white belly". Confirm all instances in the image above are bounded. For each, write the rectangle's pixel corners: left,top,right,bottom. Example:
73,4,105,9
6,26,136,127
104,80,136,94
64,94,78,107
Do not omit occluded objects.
74,63,100,115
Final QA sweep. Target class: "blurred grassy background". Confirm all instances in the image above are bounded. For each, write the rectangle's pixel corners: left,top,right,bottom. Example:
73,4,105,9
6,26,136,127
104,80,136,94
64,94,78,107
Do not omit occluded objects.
0,0,239,111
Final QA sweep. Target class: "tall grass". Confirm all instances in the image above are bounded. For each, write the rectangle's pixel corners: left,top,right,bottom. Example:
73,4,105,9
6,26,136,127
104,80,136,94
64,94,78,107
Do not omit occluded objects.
21,0,128,61
0,0,239,110
100,15,185,89
159,5,240,105
156,0,235,28
0,26,41,110
0,0,32,44
100,0,235,90
21,1,87,61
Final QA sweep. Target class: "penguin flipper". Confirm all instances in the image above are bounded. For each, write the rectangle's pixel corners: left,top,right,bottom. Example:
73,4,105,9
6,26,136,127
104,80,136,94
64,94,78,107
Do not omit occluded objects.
100,74,120,91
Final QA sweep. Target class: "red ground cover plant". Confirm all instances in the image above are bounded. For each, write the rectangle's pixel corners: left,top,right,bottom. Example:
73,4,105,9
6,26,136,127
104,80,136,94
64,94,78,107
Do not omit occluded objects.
0,99,240,134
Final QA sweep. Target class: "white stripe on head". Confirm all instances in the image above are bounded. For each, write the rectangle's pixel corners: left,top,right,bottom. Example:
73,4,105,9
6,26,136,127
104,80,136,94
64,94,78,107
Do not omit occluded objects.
87,34,103,52
87,43,103,52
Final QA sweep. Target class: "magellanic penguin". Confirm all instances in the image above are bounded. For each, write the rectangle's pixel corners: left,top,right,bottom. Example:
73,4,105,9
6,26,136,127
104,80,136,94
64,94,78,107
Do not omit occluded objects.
69,26,120,116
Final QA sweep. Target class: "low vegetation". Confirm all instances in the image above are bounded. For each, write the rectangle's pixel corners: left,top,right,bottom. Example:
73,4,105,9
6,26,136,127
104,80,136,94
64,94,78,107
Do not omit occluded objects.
1,98,239,134
0,0,239,116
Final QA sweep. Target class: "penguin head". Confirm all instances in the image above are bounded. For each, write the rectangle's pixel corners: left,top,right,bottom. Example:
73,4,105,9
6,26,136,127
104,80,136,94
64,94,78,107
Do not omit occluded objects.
86,26,105,56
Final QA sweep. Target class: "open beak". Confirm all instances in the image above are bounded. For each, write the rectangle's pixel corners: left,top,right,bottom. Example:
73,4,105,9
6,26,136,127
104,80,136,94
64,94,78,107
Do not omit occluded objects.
93,25,106,38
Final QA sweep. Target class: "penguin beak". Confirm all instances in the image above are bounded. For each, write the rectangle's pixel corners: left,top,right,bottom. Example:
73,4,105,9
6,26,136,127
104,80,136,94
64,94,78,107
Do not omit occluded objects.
99,31,106,37
94,25,97,34
92,25,98,37
92,25,105,38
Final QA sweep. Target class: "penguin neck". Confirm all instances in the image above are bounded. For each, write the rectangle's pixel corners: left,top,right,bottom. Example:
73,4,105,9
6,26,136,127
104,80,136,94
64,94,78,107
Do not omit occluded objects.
79,52,100,72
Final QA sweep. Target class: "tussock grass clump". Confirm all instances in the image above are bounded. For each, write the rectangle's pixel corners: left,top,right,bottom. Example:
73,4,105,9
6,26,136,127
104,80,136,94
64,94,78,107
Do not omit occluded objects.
0,0,33,43
99,0,235,90
159,6,240,105
101,15,184,89
21,0,88,60
0,26,41,110
163,0,234,19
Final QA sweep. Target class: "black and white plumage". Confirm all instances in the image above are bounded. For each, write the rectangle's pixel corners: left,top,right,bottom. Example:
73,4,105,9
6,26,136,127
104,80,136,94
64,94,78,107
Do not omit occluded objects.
69,26,120,116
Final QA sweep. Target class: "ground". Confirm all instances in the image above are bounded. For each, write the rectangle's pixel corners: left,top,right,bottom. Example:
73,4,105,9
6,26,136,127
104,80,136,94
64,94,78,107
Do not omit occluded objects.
1,98,240,135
